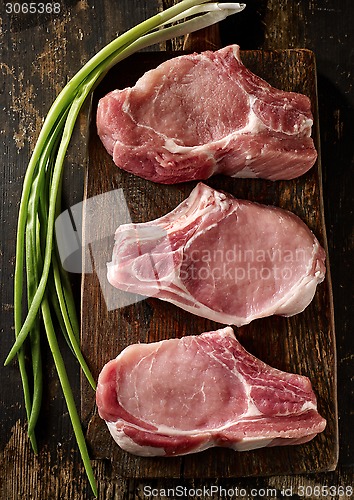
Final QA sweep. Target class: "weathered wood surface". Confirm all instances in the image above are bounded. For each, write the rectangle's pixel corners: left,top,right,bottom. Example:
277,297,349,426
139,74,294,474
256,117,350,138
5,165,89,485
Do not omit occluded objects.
1,1,353,499
81,49,337,479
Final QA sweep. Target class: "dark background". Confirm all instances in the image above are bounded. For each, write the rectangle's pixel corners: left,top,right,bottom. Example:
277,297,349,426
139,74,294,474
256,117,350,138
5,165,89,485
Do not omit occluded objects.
1,1,353,498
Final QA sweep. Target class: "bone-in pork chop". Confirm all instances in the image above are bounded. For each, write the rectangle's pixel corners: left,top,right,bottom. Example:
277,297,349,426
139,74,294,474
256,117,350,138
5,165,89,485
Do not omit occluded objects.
96,327,326,457
107,183,326,326
97,45,317,183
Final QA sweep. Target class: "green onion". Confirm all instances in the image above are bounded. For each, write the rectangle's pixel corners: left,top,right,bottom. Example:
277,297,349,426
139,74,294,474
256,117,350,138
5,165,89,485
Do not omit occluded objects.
6,1,245,495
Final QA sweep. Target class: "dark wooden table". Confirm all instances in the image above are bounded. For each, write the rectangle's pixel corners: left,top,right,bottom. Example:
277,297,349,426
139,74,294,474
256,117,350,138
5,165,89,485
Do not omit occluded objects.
1,1,353,499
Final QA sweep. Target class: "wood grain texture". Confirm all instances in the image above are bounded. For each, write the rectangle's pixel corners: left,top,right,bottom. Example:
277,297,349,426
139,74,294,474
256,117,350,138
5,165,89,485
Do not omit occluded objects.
81,48,338,478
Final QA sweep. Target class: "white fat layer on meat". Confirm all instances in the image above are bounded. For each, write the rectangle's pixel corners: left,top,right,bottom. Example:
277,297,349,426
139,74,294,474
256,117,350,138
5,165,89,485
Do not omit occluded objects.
275,241,325,316
231,437,274,451
107,422,166,456
107,423,214,457
107,420,318,455
107,421,317,455
108,400,320,438
107,418,318,450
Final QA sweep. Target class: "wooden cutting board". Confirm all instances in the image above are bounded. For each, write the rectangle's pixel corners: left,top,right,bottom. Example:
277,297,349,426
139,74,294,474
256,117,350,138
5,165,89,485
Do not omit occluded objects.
80,46,338,478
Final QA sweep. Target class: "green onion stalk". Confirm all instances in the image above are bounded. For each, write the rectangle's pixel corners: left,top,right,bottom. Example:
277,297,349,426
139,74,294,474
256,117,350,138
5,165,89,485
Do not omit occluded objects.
5,1,245,496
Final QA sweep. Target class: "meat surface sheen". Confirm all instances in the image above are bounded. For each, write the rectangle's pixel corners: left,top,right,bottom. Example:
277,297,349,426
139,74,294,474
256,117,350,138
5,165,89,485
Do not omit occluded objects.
97,45,317,184
107,183,326,326
96,327,326,457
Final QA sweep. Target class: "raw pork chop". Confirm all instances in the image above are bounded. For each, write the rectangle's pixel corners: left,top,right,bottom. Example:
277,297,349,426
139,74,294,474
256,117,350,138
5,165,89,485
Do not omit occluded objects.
107,183,326,326
97,45,317,184
96,327,326,456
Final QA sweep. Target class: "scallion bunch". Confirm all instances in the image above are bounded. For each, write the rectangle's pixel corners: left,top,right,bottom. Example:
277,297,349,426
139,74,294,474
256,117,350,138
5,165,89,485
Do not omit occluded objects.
5,1,245,496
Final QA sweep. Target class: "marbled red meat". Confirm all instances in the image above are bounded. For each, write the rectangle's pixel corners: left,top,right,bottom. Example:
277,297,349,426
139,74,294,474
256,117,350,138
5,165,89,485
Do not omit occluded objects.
107,183,326,326
96,327,326,456
97,45,317,184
